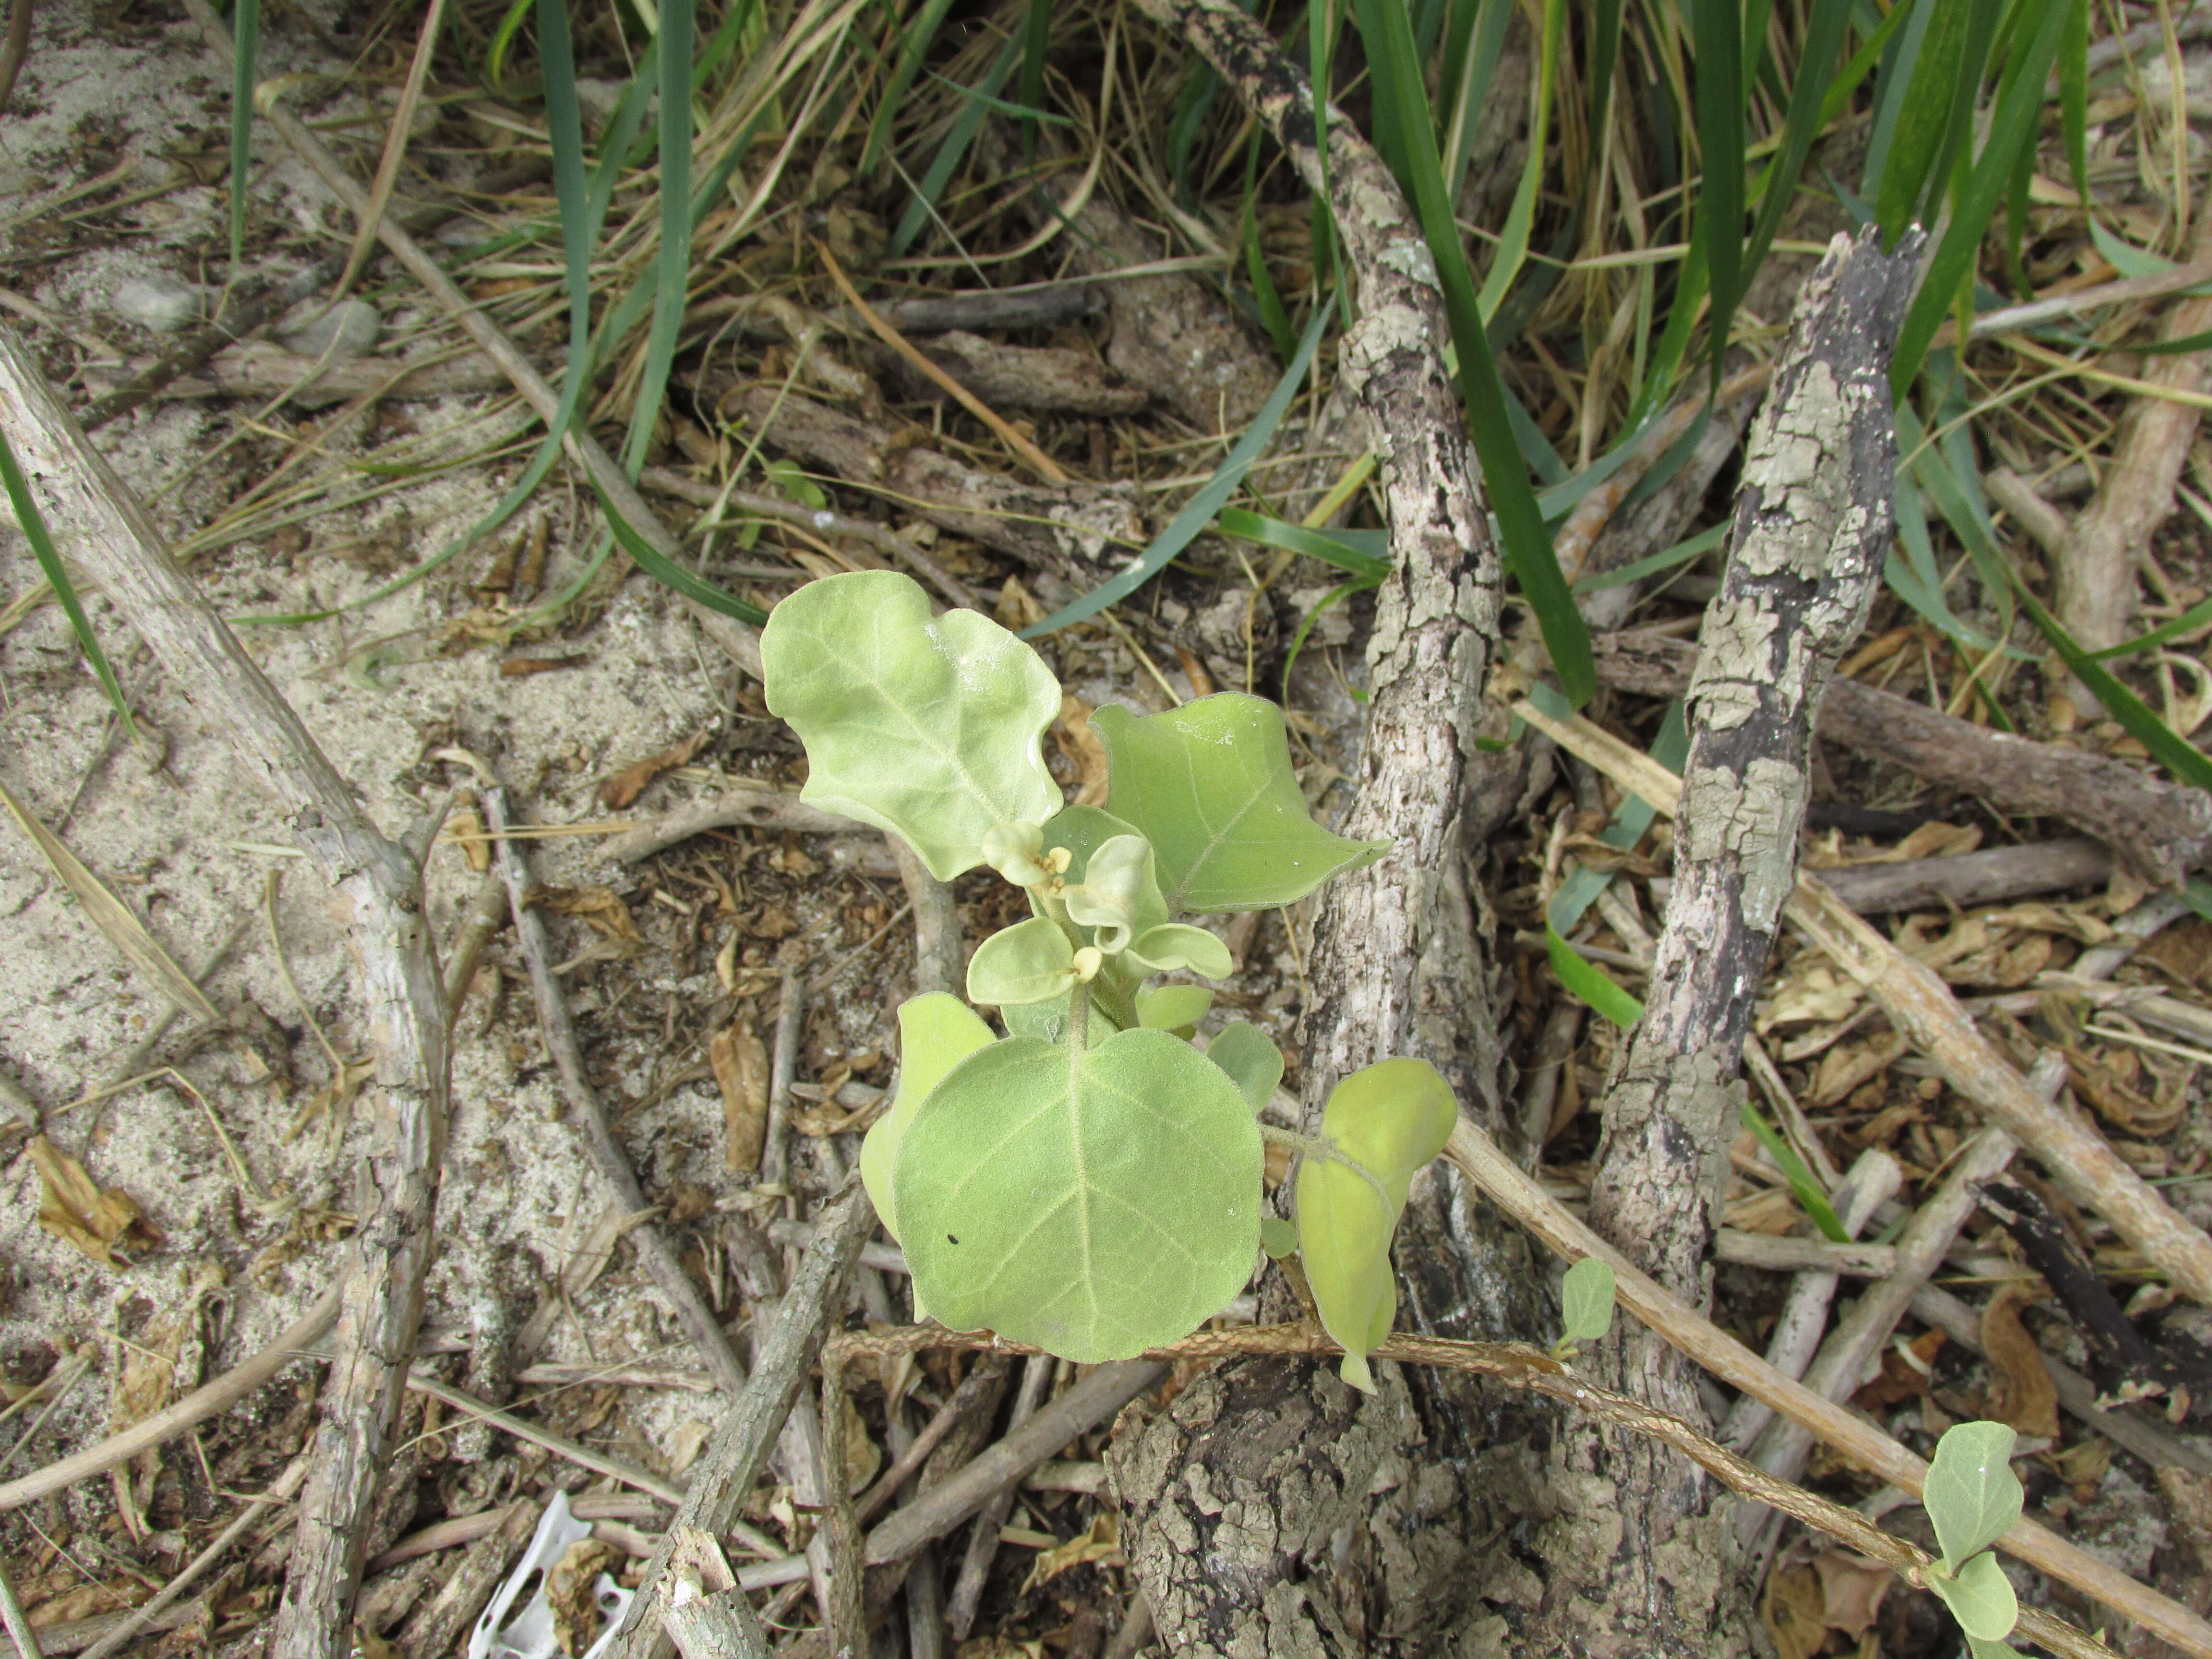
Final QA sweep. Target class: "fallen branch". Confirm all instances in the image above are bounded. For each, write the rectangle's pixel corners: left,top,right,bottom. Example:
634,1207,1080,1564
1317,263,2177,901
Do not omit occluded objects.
1442,1118,2210,1657
600,782,858,864
484,785,749,1398
0,317,452,1659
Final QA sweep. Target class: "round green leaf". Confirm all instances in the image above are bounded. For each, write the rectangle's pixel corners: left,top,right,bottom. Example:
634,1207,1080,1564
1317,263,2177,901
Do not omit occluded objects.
1924,1421,2023,1571
1295,1058,1458,1392
1204,1022,1283,1112
1127,923,1234,979
1092,694,1390,912
893,1027,1263,1361
862,994,996,1242
1260,1215,1299,1259
760,570,1062,879
1926,1550,2019,1643
967,918,1079,1006
1136,984,1215,1032
1559,1257,1616,1345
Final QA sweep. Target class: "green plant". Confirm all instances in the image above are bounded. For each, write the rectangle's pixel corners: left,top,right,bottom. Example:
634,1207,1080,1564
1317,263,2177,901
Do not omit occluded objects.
761,569,1455,1383
1552,1256,1616,1360
1920,1420,2026,1657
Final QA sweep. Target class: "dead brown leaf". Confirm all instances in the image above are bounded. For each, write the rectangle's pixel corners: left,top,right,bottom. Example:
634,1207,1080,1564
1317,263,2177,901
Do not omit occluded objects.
1724,1185,1801,1236
2137,917,2212,989
30,1136,160,1268
1760,1563,1828,1659
1982,1282,2060,1440
1053,694,1110,806
994,574,1046,632
1808,1031,1910,1107
547,1536,618,1657
529,885,643,943
2067,1047,2184,1136
712,1017,769,1173
1854,1328,1945,1411
1811,1551,1892,1638
109,1261,222,1534
1018,1512,1121,1596
599,730,713,810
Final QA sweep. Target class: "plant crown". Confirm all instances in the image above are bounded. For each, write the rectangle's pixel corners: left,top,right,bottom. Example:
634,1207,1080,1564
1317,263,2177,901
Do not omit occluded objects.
761,570,1455,1382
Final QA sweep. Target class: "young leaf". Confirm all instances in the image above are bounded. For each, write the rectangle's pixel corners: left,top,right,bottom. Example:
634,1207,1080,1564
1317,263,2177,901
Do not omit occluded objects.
1924,1420,2024,1571
1127,924,1235,979
967,918,1080,1007
1295,1058,1458,1391
1965,1636,2020,1659
761,572,1062,879
1093,695,1389,913
1559,1257,1616,1345
862,994,995,1241
1926,1550,2019,1643
1136,984,1216,1032
1260,1215,1299,1260
1205,1022,1283,1112
1062,834,1168,952
894,1028,1263,1361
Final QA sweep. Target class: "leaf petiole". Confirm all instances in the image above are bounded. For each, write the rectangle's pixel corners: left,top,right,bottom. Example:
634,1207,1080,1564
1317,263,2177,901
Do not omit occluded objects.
1260,1126,1391,1212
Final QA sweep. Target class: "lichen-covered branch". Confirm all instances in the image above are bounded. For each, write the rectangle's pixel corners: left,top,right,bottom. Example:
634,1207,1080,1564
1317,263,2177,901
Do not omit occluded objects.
1565,231,1920,1654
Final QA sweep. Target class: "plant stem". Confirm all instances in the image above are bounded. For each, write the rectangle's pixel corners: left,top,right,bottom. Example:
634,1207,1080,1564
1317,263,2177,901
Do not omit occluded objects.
1065,979,1090,1051
1256,1125,1390,1209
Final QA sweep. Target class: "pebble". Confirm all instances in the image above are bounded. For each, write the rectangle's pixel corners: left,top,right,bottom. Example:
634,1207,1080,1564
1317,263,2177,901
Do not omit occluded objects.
111,274,203,333
276,295,380,359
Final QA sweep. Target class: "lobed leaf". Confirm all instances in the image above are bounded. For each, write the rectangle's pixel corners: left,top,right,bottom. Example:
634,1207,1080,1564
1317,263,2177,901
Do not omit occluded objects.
862,994,995,1242
761,572,1062,879
1924,1420,2023,1571
1295,1058,1457,1390
894,1028,1263,1361
1093,695,1388,913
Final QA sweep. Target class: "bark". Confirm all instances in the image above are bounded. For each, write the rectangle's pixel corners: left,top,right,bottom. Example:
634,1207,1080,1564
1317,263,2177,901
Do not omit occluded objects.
1110,2,1545,1652
1561,230,1919,1656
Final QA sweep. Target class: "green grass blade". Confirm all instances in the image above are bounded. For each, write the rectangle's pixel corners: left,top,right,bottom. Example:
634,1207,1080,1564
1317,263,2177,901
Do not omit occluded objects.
863,0,957,173
2059,0,2089,202
228,0,261,269
1546,925,1644,1027
2015,585,2212,791
1862,0,1935,203
1018,0,1053,153
1689,0,1746,381
1584,0,1624,175
1874,0,1970,242
1889,0,2068,396
1547,699,1686,930
486,0,534,93
1742,1103,1850,1242
1572,521,1727,594
1279,575,1382,693
0,429,132,733
890,33,1019,258
1474,0,1562,320
2084,591,2212,659
593,478,769,625
1353,0,1593,704
1742,0,1854,295
1442,0,1514,195
1216,508,1390,578
1022,303,1334,639
621,0,696,478
696,0,758,88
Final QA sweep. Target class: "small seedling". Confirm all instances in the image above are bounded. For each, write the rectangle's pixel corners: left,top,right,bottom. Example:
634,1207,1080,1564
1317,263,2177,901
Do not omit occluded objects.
1919,1420,2025,1656
762,570,1454,1382
1552,1257,1616,1360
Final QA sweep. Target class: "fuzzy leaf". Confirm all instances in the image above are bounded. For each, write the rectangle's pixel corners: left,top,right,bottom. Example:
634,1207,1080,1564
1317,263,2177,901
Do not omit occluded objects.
1261,1215,1299,1259
1925,1420,2023,1571
761,571,1062,879
1127,923,1234,978
1926,1551,2019,1643
862,994,995,1241
1295,1058,1457,1390
1560,1257,1617,1344
1136,984,1215,1031
1002,989,1115,1047
1205,1022,1283,1112
1092,694,1390,912
967,918,1079,1006
1063,834,1167,952
894,1028,1263,1360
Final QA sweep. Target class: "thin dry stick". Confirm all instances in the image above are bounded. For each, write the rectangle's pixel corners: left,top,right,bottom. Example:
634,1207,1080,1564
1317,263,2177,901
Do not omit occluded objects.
0,1286,340,1512
890,837,962,1000
76,1453,312,1659
404,1374,685,1506
1441,1119,2206,1658
332,0,446,297
483,785,749,1398
817,242,1070,486
604,1183,875,1659
441,866,509,1018
177,0,766,681
0,322,452,1659
852,1358,1012,1525
945,1352,1054,1641
825,1323,2112,1659
763,962,804,1190
1513,695,2212,1307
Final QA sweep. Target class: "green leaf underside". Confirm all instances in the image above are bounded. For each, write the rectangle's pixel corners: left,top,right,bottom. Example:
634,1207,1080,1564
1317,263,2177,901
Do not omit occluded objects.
1559,1256,1616,1344
761,572,1061,879
894,1030,1262,1361
1129,923,1234,978
1093,695,1389,913
1296,1058,1457,1390
967,918,1079,1006
1205,1022,1283,1112
863,993,995,1242
1925,1420,2023,1571
1927,1551,2019,1643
